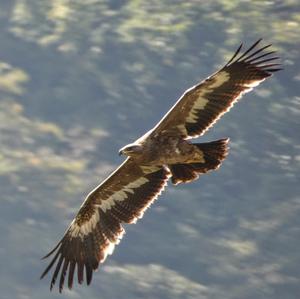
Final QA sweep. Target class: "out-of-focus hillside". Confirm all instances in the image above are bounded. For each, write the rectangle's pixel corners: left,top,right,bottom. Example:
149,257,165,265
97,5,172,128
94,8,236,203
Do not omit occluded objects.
0,1,299,298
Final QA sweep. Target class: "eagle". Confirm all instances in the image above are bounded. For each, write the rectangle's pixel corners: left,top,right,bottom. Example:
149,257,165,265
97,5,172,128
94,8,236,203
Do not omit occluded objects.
41,39,281,292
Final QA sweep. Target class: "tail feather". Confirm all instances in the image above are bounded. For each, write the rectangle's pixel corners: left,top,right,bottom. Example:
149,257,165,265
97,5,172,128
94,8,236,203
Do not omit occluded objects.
169,138,229,185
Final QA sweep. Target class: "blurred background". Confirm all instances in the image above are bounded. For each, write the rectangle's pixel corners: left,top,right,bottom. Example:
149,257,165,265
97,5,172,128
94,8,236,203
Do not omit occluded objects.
0,0,299,298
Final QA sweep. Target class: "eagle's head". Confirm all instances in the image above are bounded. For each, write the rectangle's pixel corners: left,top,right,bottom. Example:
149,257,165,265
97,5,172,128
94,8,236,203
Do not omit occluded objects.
119,143,143,157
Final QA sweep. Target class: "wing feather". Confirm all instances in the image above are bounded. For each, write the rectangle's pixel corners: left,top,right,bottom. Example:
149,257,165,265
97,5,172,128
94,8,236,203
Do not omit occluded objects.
41,158,170,292
151,39,281,139
67,261,76,289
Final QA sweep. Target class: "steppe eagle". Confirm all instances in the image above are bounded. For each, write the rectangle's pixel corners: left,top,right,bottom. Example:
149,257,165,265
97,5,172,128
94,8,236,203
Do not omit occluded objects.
41,39,281,292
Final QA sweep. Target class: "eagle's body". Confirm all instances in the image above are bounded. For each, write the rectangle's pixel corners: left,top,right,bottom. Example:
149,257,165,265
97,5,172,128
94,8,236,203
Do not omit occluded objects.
125,133,205,166
41,40,281,292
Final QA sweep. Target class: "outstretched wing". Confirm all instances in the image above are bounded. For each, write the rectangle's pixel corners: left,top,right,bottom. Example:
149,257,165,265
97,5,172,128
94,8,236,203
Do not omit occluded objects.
151,39,281,139
40,158,170,292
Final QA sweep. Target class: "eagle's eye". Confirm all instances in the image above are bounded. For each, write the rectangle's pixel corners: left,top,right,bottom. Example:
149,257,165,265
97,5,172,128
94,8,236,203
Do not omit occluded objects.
119,144,142,156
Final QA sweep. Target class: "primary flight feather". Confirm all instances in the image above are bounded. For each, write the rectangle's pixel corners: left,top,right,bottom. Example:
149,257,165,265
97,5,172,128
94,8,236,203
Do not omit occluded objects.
41,39,281,292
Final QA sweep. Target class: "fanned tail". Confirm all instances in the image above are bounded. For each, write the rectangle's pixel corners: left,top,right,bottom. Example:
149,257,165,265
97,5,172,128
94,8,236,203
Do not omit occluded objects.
169,138,229,185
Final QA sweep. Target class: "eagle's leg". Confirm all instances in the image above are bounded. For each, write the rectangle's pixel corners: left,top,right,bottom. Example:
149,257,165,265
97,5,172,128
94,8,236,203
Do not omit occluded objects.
169,138,229,185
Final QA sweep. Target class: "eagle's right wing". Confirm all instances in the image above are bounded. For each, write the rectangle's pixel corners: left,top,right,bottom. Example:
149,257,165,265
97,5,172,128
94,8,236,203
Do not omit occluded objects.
40,158,170,292
150,39,281,139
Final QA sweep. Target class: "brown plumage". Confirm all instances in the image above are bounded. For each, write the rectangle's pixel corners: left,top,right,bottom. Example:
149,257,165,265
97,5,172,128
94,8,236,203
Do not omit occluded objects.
41,39,281,292
169,138,229,185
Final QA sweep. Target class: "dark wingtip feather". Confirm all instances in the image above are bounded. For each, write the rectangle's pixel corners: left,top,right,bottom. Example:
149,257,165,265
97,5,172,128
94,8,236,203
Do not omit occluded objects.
264,68,283,72
226,43,243,66
68,261,76,290
226,39,281,75
244,50,276,63
85,263,93,285
253,57,280,66
41,242,61,260
40,248,61,280
59,259,69,293
50,254,64,291
235,39,263,62
77,262,84,284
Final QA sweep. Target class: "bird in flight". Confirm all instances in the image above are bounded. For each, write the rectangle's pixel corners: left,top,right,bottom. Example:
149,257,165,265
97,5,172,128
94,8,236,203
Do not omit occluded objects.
41,39,281,292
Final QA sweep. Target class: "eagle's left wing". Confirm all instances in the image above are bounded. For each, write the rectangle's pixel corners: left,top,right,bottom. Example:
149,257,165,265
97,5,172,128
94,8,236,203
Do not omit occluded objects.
40,158,170,292
151,39,281,139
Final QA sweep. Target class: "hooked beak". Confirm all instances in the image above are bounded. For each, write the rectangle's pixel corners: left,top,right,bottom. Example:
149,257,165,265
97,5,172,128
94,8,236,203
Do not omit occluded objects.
118,149,124,156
